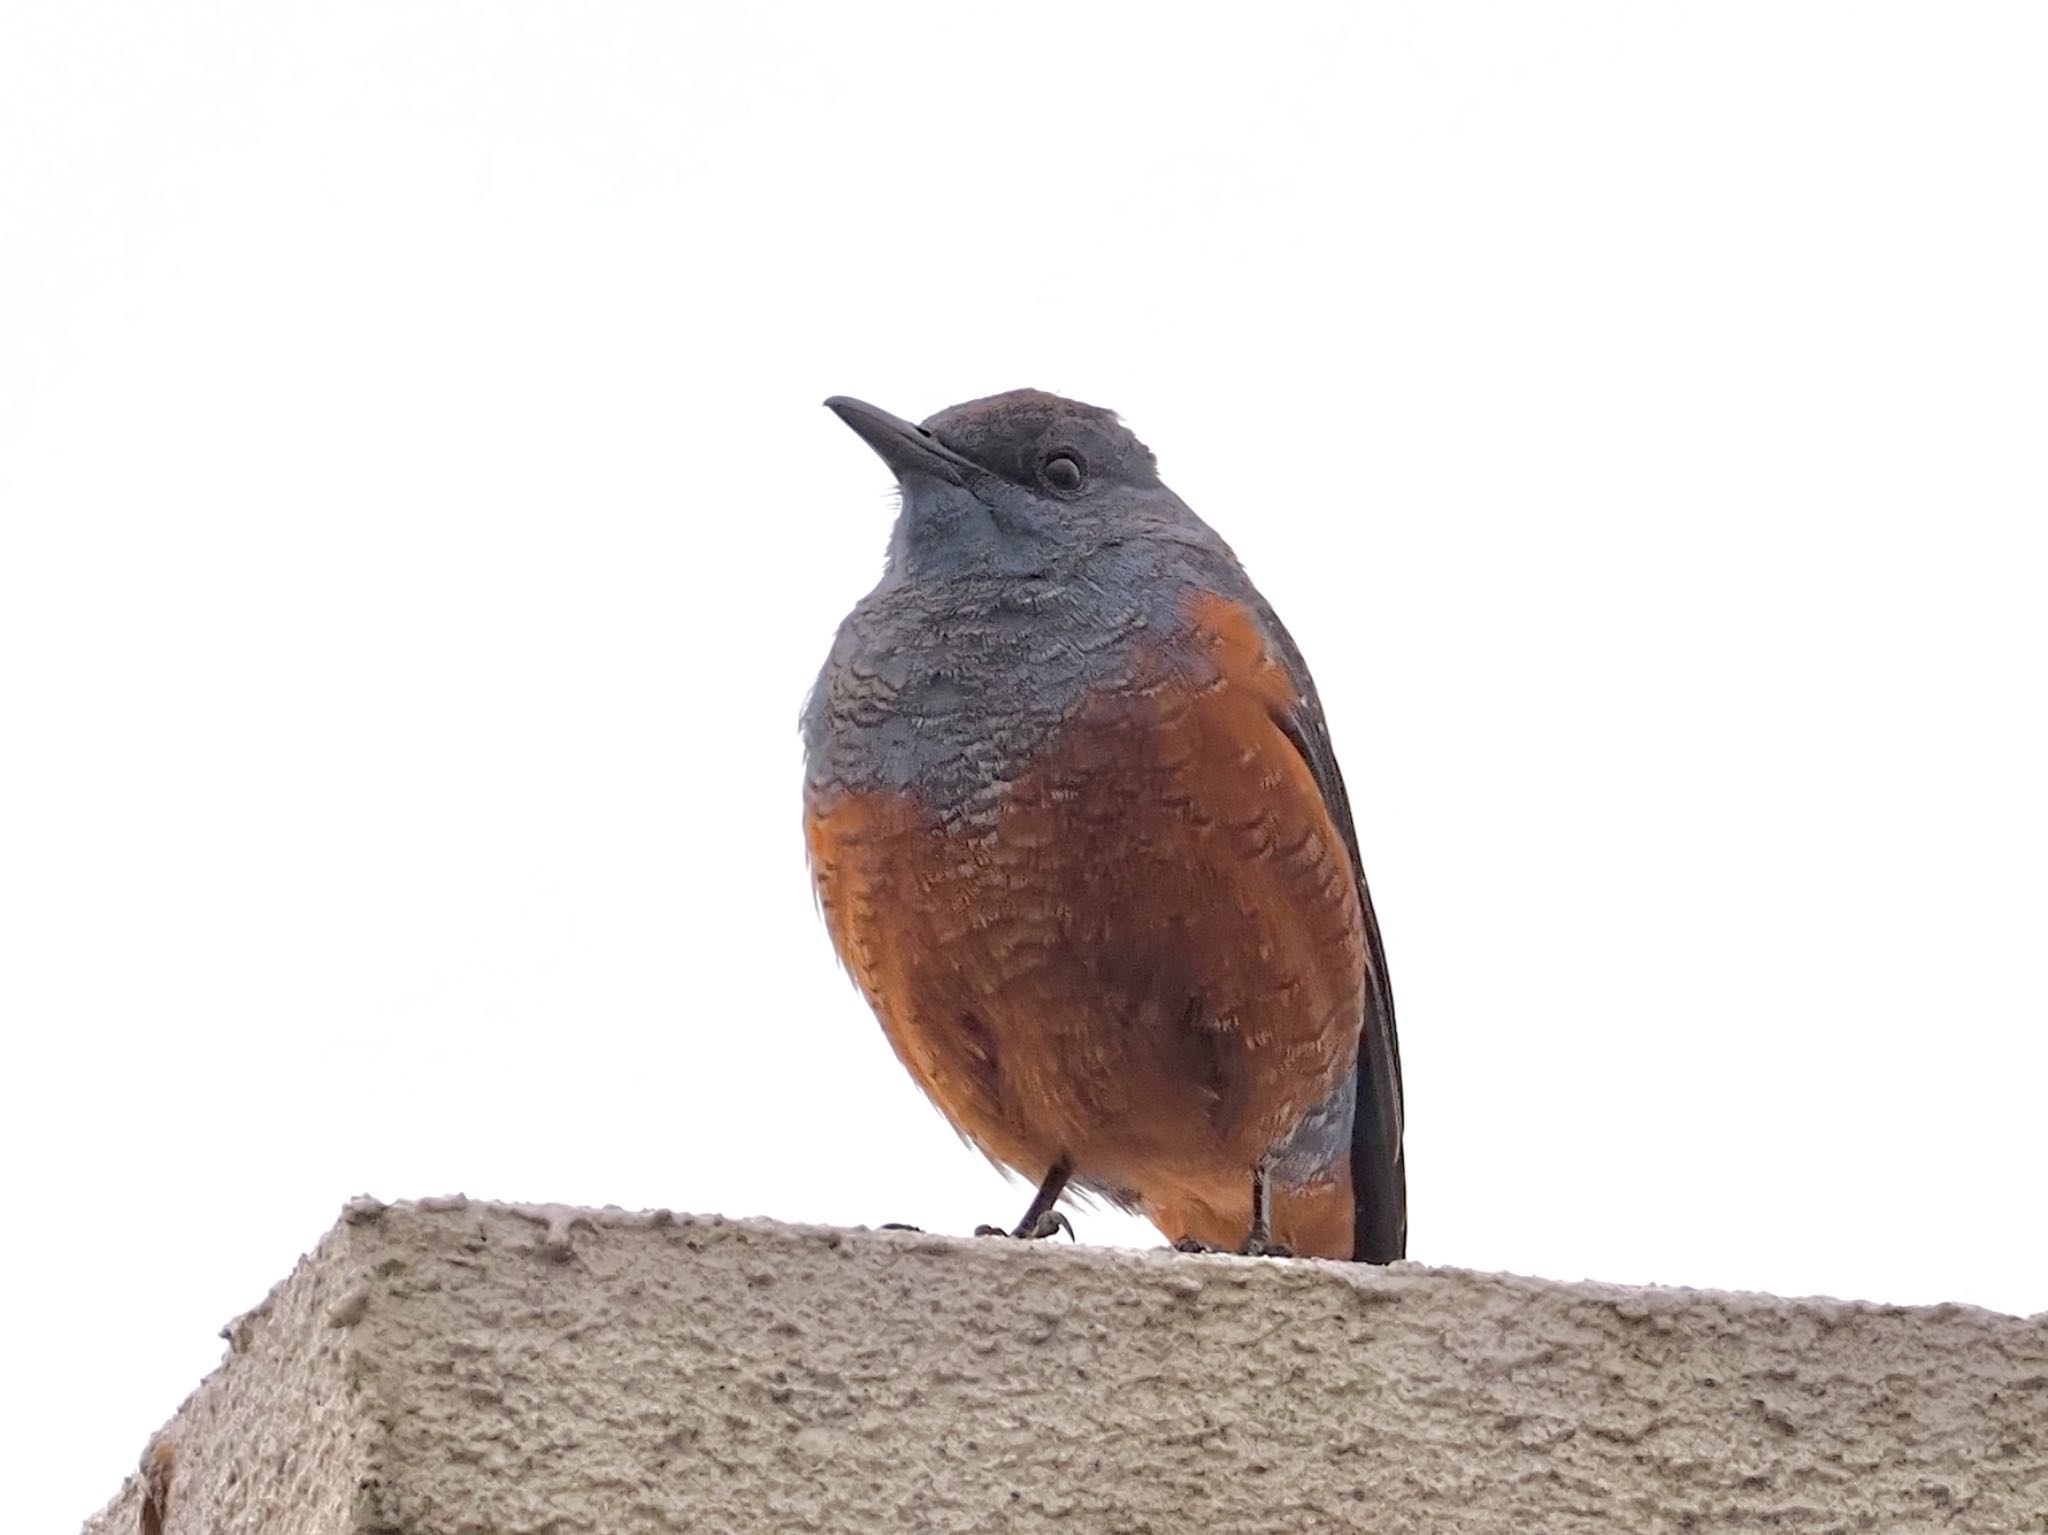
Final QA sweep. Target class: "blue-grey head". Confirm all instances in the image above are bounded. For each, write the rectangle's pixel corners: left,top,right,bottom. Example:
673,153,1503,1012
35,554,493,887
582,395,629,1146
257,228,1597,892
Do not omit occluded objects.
824,389,1199,581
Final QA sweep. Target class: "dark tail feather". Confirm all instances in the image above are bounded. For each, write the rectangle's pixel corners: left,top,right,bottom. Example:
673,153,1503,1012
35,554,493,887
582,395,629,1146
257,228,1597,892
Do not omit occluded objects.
1349,1000,1407,1262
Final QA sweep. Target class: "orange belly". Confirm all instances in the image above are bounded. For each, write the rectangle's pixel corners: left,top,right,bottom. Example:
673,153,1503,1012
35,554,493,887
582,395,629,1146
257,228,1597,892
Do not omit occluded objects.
806,593,1366,1256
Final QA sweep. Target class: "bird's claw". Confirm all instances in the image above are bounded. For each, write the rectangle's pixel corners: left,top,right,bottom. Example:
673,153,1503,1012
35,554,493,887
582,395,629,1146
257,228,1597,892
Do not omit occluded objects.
1173,1233,1294,1258
1237,1236,1295,1259
975,1211,1073,1241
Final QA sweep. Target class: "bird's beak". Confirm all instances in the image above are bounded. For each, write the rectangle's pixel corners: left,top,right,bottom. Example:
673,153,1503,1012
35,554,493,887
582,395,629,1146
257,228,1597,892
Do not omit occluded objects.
824,396,979,486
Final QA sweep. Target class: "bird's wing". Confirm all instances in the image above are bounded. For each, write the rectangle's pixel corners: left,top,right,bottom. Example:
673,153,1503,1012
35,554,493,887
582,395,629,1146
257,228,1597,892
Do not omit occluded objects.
1250,597,1408,1262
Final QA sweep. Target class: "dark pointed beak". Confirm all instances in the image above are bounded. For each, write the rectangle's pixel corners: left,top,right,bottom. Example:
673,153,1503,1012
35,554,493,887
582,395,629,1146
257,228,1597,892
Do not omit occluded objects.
824,396,979,486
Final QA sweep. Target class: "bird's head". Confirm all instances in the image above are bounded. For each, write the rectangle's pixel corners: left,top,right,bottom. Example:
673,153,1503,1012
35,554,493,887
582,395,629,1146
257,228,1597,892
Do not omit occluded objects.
825,389,1187,579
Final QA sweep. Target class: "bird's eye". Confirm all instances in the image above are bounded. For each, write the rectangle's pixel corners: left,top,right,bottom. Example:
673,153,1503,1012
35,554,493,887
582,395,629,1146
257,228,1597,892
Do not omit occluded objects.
1042,454,1085,493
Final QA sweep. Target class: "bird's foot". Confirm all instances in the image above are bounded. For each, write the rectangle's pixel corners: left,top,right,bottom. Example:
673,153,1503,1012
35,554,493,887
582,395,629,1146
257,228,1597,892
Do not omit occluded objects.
1173,1233,1294,1258
975,1211,1074,1241
1179,1236,1286,1252
1236,1235,1295,1259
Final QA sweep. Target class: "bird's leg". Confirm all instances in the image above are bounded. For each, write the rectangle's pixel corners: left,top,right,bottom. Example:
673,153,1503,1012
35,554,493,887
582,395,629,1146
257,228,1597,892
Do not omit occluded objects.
975,1158,1074,1241
1237,1156,1294,1259
1170,1160,1295,1257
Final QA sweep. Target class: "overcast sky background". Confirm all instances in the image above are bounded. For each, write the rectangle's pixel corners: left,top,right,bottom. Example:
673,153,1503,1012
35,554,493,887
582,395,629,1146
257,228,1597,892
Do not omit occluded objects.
6,5,2045,1527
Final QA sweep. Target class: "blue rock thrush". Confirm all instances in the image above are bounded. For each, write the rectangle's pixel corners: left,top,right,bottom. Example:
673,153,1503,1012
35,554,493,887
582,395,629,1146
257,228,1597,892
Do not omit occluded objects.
803,390,1405,1261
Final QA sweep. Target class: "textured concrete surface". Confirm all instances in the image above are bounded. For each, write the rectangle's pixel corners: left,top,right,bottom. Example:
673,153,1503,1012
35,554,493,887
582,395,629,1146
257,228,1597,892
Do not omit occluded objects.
84,1199,2048,1534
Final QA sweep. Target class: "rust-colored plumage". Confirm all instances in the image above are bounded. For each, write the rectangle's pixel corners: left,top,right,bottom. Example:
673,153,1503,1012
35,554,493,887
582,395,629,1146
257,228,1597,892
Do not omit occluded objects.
808,590,1367,1257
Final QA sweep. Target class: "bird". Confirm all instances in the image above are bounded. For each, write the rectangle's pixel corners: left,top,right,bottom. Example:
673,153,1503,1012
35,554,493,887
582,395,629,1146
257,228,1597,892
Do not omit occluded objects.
802,389,1405,1262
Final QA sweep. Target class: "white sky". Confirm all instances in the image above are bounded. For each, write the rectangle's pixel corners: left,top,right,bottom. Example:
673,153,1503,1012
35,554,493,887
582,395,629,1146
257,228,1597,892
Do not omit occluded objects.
5,4,2045,1526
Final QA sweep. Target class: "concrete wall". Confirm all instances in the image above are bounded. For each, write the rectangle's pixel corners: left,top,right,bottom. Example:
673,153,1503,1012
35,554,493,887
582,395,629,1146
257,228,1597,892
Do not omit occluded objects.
84,1198,2047,1533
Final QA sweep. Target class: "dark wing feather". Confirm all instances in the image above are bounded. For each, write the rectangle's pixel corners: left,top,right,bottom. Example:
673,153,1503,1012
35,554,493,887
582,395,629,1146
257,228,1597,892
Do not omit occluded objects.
1256,600,1407,1262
